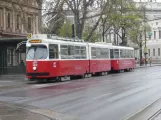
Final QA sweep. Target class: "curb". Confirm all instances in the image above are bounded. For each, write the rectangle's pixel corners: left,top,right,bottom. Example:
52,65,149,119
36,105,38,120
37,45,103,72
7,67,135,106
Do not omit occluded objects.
135,64,161,69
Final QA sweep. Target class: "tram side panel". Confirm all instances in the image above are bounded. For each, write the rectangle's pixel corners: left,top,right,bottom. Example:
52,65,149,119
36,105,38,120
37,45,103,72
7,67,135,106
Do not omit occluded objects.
118,59,135,70
111,59,135,71
51,60,89,77
90,59,111,73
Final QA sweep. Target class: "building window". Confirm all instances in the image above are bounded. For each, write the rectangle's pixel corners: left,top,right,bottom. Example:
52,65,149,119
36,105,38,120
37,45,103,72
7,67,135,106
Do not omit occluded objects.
158,48,160,56
159,30,161,39
153,49,155,56
16,14,20,29
148,49,150,56
154,31,156,39
28,16,32,30
7,12,11,28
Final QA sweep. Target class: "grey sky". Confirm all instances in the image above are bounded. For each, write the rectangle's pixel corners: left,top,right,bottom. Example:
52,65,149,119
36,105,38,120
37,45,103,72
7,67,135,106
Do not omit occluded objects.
134,0,161,2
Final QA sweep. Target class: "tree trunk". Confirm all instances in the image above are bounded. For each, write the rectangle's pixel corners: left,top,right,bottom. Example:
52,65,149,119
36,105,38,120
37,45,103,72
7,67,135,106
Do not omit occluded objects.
102,24,105,42
74,12,82,39
121,27,127,46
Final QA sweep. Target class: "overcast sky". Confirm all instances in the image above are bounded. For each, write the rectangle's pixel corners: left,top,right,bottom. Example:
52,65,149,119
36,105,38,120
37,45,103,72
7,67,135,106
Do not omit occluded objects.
135,0,161,2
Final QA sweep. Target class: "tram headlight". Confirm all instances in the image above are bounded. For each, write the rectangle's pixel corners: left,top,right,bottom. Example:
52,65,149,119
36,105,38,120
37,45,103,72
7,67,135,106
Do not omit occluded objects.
33,66,37,71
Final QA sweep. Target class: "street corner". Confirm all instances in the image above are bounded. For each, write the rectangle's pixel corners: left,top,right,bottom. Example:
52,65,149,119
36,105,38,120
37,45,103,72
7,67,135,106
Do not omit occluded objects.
0,101,50,120
28,107,80,120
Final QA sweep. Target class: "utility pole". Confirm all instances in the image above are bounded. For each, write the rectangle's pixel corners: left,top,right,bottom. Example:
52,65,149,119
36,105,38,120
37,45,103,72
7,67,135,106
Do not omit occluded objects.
143,6,148,66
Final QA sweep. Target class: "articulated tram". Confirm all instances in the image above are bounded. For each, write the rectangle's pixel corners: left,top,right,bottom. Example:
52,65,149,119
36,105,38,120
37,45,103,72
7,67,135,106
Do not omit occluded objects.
26,34,135,81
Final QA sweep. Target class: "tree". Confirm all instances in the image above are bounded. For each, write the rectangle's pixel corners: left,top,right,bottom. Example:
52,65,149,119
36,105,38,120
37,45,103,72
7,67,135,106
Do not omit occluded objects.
58,20,73,37
82,26,100,42
42,0,65,34
129,20,151,65
64,0,113,41
102,0,141,46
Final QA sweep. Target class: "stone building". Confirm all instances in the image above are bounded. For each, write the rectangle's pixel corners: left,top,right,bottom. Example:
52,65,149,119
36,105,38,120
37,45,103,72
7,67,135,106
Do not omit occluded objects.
0,0,40,74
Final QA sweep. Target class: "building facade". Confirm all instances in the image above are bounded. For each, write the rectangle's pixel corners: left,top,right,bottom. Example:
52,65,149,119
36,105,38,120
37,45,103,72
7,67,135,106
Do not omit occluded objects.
0,0,40,74
146,18,161,63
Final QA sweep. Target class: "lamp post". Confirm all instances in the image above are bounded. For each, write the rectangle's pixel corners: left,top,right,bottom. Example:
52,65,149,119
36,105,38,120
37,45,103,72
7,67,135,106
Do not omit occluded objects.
142,2,152,66
143,6,148,65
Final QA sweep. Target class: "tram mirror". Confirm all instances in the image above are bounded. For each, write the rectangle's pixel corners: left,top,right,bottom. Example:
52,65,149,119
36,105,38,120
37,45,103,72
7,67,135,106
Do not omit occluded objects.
26,43,31,47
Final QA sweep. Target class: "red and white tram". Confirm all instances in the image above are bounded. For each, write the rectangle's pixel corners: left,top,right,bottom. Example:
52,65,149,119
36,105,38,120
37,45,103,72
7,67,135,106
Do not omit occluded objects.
26,34,135,81
110,46,135,72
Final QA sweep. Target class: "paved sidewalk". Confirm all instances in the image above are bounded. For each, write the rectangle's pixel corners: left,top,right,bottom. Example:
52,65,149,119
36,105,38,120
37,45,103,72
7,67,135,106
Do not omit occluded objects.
0,102,50,120
0,74,26,81
136,63,161,68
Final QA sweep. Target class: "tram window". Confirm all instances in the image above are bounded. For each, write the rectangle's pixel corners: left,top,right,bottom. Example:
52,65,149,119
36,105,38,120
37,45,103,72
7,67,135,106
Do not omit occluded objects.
130,50,133,58
125,50,129,58
110,49,114,59
27,45,48,60
122,50,126,58
114,49,119,58
106,48,109,59
96,48,101,59
81,46,86,59
91,47,97,59
100,48,109,59
68,45,75,59
49,44,58,59
130,50,134,58
60,45,68,59
120,50,123,58
100,48,105,59
75,46,81,59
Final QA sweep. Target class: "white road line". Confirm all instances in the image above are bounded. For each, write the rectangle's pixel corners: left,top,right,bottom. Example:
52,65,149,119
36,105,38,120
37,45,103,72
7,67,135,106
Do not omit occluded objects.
93,93,112,100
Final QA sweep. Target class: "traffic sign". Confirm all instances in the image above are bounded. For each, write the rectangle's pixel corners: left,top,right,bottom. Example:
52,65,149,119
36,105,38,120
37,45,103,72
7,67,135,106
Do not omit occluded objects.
148,32,152,36
144,47,148,54
27,33,32,39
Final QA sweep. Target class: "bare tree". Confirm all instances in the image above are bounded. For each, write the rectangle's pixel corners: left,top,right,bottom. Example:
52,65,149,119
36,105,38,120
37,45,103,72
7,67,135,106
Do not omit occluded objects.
42,0,66,34
64,0,113,41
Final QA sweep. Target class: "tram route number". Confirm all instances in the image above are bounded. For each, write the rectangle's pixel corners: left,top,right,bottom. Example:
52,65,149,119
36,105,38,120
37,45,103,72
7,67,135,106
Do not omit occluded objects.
53,62,57,68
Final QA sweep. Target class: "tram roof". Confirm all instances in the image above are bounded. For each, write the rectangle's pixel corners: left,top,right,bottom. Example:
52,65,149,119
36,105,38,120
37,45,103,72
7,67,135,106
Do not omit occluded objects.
27,38,87,45
112,45,134,50
27,37,134,50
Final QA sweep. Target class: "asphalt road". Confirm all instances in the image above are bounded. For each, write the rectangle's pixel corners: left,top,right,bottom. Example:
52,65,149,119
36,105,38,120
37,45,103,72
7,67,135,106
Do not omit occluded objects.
1,66,161,120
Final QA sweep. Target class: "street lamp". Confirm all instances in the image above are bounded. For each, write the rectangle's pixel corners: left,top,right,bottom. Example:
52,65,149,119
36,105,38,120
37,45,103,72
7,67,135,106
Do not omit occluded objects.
142,2,152,65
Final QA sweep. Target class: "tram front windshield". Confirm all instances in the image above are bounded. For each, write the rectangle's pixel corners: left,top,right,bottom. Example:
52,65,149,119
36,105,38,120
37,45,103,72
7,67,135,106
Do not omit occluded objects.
27,45,48,60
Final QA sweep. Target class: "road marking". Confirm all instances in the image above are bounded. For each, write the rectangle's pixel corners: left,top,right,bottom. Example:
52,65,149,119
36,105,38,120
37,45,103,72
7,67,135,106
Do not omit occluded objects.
93,93,112,100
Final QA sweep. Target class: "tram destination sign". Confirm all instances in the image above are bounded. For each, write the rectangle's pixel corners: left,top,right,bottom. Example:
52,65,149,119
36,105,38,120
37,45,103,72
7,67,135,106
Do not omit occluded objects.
29,40,42,43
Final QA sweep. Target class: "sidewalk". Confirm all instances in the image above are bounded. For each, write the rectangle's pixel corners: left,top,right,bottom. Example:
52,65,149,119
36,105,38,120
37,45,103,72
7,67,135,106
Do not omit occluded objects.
0,102,50,120
136,63,161,68
0,74,26,81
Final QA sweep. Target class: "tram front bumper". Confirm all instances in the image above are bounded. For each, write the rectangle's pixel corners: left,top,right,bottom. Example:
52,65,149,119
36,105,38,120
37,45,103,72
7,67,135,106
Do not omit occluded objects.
26,72,50,79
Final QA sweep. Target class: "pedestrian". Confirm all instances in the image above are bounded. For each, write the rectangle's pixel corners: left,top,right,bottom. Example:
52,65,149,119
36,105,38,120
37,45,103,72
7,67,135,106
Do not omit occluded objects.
149,57,152,66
